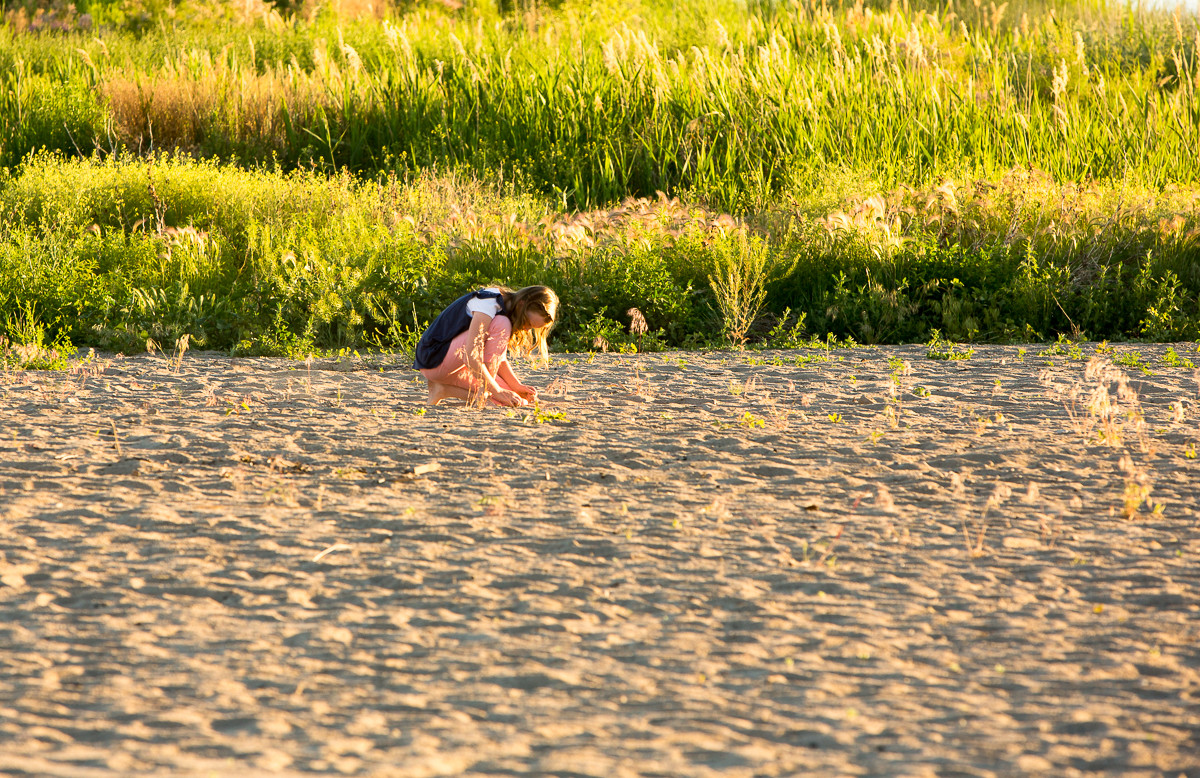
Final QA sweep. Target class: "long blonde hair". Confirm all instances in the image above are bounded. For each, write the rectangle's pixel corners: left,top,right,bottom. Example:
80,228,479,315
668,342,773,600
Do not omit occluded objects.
501,285,558,363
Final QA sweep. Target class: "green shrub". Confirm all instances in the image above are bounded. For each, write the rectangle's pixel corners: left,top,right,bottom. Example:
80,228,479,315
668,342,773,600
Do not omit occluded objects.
0,154,1197,356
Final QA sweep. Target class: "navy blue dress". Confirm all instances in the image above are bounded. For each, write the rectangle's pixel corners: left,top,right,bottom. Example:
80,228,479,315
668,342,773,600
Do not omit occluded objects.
413,289,507,370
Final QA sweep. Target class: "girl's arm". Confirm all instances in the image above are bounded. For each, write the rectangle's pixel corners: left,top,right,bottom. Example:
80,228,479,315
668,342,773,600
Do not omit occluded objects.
495,359,537,402
464,313,524,405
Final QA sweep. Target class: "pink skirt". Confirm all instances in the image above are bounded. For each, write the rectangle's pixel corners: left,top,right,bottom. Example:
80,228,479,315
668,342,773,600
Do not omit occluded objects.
419,315,511,388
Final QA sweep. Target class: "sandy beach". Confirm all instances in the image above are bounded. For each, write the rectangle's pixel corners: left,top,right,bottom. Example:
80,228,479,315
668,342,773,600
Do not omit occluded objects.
0,344,1197,777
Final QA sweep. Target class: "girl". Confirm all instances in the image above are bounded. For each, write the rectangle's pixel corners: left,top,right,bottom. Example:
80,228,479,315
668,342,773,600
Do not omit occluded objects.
414,285,558,407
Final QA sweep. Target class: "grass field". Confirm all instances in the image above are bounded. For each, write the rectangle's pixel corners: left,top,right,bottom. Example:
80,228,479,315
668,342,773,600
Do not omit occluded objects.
1,0,1198,357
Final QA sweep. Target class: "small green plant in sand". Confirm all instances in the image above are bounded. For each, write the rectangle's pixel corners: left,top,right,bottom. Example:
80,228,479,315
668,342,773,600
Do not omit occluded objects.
1184,443,1197,460
522,403,568,425
738,412,766,429
1039,335,1084,361
793,351,839,368
744,355,785,367
926,330,975,361
827,412,843,423
1113,351,1152,376
477,496,506,518
1161,348,1196,369
1119,454,1163,519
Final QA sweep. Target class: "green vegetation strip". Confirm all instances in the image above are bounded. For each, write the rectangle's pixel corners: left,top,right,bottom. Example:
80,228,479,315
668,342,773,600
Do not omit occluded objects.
0,154,1196,357
0,0,1197,355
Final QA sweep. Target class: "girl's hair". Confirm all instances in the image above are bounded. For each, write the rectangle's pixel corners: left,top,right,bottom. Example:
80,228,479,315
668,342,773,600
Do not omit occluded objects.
501,285,558,363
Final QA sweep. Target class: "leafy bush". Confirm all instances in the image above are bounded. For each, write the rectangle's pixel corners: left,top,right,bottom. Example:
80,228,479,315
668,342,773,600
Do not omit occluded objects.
1,154,1197,357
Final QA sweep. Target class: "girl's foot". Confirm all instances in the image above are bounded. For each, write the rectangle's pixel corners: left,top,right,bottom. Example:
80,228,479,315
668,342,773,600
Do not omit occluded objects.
427,381,462,405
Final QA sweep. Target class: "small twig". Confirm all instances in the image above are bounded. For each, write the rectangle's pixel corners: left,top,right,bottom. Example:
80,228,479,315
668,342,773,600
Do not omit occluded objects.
109,419,122,457
967,505,992,557
312,543,352,563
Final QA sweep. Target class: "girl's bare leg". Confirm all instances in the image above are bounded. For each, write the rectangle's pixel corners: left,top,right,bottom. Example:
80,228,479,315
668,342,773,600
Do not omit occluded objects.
426,378,472,405
495,359,519,391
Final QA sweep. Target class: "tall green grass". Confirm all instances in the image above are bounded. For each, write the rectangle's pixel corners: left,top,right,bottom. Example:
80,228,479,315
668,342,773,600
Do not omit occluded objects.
1,1,1197,354
2,0,1198,209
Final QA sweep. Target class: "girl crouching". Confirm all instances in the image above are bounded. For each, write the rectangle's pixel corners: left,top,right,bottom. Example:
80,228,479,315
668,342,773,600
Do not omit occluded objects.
414,285,558,407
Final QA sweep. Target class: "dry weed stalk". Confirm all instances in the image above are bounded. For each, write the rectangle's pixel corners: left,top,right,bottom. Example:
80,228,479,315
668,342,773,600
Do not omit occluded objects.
171,334,190,373
875,484,896,512
627,307,648,352
1053,357,1165,518
730,375,764,397
1059,357,1150,450
542,376,570,397
767,406,791,431
622,359,654,400
962,483,1013,557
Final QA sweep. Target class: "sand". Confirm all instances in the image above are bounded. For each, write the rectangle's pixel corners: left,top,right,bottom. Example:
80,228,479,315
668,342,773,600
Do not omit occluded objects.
0,343,1198,777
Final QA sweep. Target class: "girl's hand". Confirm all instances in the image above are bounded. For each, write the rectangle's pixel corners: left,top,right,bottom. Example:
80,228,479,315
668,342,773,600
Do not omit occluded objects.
493,389,529,407
514,384,538,403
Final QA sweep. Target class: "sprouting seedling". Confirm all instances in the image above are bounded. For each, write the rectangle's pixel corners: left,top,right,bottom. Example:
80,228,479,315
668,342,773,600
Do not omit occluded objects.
523,401,568,424
926,329,974,360
738,411,765,428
